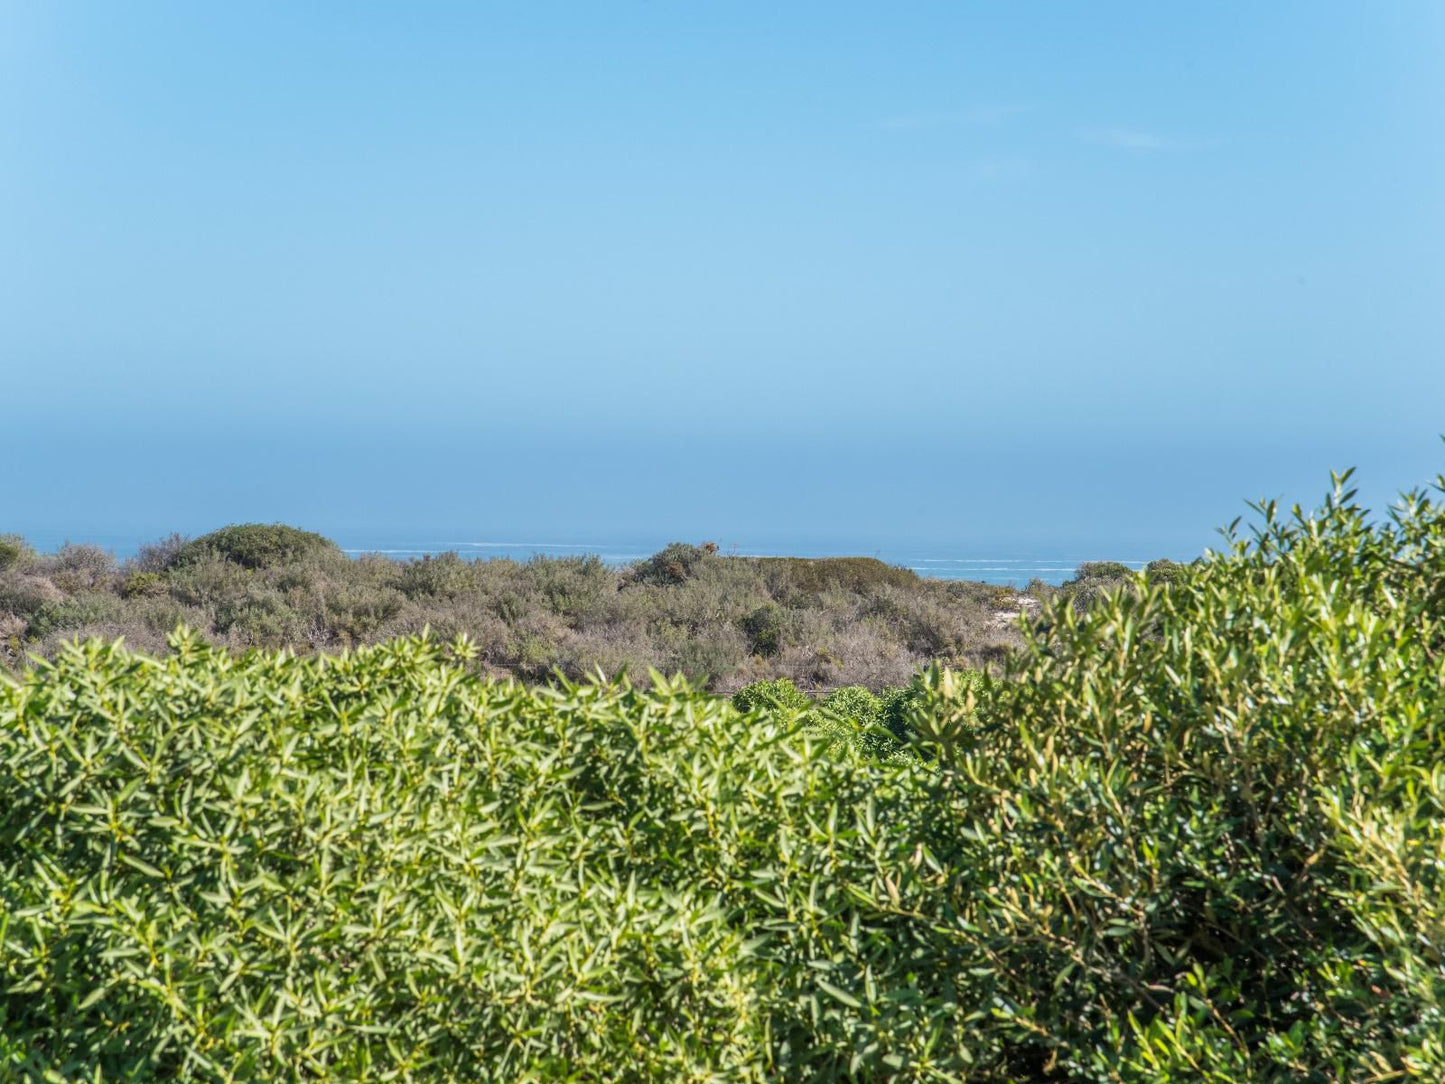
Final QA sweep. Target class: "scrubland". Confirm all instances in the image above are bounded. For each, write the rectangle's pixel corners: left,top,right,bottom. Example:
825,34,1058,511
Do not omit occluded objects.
0,529,1118,689
5,471,1439,1080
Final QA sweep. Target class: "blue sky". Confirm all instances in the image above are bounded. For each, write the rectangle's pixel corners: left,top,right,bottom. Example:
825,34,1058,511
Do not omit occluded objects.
3,3,1442,554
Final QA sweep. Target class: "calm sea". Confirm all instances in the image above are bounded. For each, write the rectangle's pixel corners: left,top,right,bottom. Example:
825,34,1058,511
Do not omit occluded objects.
16,529,1197,586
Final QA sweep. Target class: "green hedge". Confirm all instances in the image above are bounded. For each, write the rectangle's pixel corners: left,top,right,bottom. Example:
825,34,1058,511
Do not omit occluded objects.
4,470,1445,1080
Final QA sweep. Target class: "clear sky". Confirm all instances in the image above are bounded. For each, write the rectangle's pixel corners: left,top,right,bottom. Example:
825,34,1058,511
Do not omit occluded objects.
3,3,1442,554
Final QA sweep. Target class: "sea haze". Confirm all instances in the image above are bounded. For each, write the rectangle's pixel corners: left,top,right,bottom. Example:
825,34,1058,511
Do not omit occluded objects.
11,528,1199,587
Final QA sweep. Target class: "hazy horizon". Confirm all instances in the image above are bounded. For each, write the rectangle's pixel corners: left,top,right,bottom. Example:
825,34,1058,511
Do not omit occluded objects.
4,3,1442,544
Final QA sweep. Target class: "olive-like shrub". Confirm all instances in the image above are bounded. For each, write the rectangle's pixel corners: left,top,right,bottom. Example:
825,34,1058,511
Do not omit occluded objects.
1,634,940,1081
173,524,341,570
3,468,1445,1081
896,471,1445,1079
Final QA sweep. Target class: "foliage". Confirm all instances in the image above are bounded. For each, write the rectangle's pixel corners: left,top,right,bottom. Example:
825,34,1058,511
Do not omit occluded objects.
894,469,1445,1078
629,541,714,585
1057,560,1138,614
4,468,1445,1079
730,676,812,715
820,683,882,727
1074,560,1134,580
0,575,60,622
120,571,168,599
0,633,920,1081
819,684,899,755
0,535,32,573
755,556,918,595
740,601,785,657
1144,557,1190,584
1,536,1034,685
397,551,476,599
174,523,341,570
24,592,128,641
877,683,921,743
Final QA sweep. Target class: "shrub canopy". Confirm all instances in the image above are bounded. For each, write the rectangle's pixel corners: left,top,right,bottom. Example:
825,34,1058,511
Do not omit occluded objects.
3,470,1445,1080
754,556,918,595
0,535,32,573
174,523,341,570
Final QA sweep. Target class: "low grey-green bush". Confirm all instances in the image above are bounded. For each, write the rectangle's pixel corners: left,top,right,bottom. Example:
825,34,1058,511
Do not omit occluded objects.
174,523,341,570
740,601,785,657
0,535,32,573
1,533,1031,687
24,592,128,641
629,541,714,586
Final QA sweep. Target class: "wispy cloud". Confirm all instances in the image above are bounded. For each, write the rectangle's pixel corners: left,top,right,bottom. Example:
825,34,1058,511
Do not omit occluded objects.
876,105,1028,131
1079,127,1219,152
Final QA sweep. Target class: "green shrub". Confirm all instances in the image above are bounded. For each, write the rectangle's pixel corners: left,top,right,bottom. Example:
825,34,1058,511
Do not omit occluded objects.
175,523,340,569
397,551,475,599
877,682,920,742
162,555,251,610
1144,557,1190,584
0,635,906,1080
1073,560,1134,580
630,541,714,585
730,675,812,714
129,532,189,573
24,592,128,640
818,684,898,755
820,684,882,726
4,467,1445,1079
0,574,60,620
214,588,309,647
45,543,117,593
740,601,785,657
120,571,167,599
1059,560,1140,614
321,584,406,645
672,624,748,686
894,471,1445,1078
0,535,32,572
755,556,918,595
532,554,611,620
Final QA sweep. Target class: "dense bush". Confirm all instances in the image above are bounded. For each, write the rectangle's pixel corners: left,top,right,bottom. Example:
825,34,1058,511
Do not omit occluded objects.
0,575,60,621
0,635,919,1081
757,556,918,597
818,684,901,755
820,683,882,726
174,523,341,569
397,551,476,599
4,469,1445,1079
629,541,715,585
1144,557,1190,584
896,471,1445,1077
24,592,128,640
731,676,812,715
119,571,167,599
0,535,32,572
740,601,786,657
1074,560,1133,580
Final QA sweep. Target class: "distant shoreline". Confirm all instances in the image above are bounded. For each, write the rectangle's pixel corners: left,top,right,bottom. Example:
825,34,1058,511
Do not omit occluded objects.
5,528,1189,589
